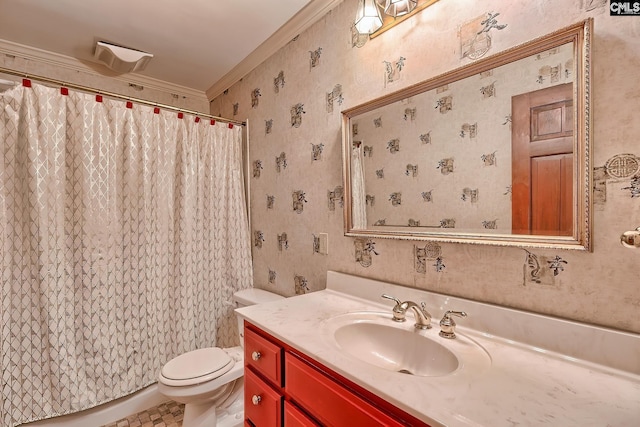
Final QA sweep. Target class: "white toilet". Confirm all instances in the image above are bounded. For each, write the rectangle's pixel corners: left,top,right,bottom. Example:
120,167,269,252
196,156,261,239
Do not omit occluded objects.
157,288,284,427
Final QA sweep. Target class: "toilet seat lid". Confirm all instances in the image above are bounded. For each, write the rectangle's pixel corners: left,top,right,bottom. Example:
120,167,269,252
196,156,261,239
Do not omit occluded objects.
160,347,233,386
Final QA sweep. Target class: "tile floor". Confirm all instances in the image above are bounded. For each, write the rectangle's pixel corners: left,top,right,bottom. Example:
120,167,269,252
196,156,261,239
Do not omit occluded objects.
101,400,184,427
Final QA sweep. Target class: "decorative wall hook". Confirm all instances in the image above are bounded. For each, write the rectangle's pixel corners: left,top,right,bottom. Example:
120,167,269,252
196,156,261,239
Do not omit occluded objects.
620,227,640,249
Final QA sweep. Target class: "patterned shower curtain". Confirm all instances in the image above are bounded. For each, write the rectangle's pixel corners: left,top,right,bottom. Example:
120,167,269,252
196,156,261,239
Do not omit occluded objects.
351,143,367,229
0,82,253,427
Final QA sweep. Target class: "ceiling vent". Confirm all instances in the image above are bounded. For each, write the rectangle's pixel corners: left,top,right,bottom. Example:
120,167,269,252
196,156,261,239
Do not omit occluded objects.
94,41,153,74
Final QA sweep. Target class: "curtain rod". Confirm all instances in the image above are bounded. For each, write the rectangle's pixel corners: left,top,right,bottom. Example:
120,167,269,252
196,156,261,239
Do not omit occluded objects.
0,66,245,127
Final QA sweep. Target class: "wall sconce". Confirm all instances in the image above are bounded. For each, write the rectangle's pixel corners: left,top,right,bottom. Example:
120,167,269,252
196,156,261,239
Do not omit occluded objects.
94,41,153,74
379,0,418,17
355,0,383,35
355,0,440,38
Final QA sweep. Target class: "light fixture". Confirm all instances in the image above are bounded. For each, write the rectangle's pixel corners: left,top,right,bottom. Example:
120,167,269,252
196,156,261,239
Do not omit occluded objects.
382,0,418,17
356,0,437,38
354,0,383,35
94,41,153,74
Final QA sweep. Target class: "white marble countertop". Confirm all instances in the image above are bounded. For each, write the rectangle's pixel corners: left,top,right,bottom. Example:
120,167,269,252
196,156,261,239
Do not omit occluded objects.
236,272,640,427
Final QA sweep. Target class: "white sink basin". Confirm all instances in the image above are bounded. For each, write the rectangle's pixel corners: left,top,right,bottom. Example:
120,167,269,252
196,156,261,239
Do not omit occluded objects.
334,321,459,376
324,312,491,377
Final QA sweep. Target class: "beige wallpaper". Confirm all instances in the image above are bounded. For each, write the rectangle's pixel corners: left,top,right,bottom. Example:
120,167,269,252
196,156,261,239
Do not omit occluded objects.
353,42,573,231
0,54,208,112
212,0,640,333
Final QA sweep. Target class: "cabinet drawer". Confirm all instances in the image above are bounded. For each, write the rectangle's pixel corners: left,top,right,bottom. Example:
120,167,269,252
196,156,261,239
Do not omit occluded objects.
245,326,283,386
284,401,320,427
286,353,405,427
245,368,283,427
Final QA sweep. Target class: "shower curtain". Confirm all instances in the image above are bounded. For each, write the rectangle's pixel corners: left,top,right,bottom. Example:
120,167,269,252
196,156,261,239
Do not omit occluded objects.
351,143,367,229
0,82,253,427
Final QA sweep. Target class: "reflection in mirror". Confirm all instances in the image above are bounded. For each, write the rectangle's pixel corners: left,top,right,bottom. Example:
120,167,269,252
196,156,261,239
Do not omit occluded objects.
342,20,592,250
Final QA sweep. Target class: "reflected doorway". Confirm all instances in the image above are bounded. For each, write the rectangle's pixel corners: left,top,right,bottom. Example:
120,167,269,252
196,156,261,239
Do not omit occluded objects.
512,83,573,235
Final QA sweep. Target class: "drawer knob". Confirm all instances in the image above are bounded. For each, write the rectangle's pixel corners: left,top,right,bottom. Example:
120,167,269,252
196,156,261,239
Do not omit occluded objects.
251,351,261,361
252,394,262,405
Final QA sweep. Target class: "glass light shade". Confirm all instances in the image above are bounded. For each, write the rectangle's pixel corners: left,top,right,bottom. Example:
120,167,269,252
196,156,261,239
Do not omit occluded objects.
384,0,418,17
354,0,383,34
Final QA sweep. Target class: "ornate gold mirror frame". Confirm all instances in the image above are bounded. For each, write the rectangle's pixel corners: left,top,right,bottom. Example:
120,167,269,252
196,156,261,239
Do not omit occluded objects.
342,19,592,250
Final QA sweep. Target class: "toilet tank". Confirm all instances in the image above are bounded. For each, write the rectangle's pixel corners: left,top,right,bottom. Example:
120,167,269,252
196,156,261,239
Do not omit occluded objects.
233,288,284,347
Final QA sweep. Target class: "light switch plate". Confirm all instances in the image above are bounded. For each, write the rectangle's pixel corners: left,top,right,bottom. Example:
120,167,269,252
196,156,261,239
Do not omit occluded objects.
318,233,328,255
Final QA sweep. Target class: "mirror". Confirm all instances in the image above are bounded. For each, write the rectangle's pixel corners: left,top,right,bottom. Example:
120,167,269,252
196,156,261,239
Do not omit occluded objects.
342,19,592,250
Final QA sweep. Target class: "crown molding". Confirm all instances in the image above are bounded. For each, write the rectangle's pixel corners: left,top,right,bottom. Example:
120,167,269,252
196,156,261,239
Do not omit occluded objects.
0,38,208,102
206,0,344,101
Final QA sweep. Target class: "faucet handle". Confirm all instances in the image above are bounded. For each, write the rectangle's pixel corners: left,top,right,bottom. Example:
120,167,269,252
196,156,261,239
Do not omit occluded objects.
381,294,401,305
381,294,406,322
439,310,467,339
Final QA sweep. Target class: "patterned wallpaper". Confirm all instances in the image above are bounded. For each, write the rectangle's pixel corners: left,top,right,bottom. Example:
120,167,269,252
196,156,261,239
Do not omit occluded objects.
0,54,208,113
353,43,573,231
211,0,640,333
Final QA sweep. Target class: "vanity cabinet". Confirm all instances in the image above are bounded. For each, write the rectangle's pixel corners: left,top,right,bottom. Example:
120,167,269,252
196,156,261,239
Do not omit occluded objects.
244,326,284,426
244,322,429,427
284,401,319,427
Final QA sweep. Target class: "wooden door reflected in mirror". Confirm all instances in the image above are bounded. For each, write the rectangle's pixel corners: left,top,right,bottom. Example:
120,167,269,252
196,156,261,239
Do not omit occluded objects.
512,83,573,236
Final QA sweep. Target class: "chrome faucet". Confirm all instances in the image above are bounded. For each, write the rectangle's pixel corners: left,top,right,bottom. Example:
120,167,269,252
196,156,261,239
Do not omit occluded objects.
381,294,432,329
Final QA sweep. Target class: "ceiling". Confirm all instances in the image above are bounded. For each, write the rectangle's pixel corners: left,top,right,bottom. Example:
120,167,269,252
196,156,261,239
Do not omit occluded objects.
0,0,340,98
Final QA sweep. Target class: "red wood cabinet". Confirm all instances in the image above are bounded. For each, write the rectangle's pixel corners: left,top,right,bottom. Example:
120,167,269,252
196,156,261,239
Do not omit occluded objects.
245,368,283,426
244,327,283,386
284,401,319,427
286,352,406,426
244,322,430,427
